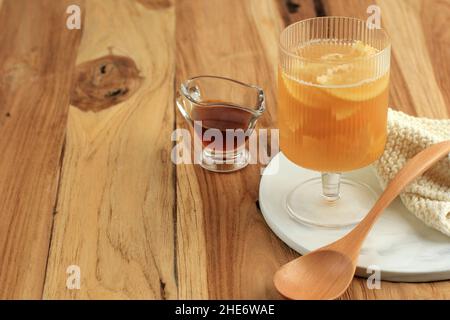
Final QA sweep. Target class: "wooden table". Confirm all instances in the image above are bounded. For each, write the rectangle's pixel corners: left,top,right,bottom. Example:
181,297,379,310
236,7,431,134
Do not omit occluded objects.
0,0,449,300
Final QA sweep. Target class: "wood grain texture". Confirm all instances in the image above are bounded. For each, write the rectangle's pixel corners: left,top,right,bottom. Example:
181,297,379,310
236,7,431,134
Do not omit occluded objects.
377,0,449,118
70,55,143,112
0,0,448,300
43,0,176,299
0,0,82,299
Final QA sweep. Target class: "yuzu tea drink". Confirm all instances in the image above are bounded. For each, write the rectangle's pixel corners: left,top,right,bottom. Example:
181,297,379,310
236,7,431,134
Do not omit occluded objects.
277,17,391,227
278,40,389,172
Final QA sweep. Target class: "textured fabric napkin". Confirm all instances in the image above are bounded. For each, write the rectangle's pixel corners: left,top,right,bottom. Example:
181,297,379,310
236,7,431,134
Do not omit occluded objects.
373,109,450,236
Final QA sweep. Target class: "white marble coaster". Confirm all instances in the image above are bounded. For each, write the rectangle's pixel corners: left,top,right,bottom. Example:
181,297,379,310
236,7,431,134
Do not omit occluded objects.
259,152,450,282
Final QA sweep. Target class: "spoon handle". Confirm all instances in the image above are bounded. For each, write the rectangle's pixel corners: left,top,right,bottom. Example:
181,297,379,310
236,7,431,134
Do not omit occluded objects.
340,140,450,256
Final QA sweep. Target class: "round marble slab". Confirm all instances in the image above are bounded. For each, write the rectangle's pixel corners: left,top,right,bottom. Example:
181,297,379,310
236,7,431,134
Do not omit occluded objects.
259,152,450,282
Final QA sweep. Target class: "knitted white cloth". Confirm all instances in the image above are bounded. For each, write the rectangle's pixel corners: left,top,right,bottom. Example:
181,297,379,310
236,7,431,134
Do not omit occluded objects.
374,109,450,236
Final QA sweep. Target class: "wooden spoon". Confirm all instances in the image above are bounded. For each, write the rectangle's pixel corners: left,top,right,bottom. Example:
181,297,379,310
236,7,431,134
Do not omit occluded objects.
274,140,450,300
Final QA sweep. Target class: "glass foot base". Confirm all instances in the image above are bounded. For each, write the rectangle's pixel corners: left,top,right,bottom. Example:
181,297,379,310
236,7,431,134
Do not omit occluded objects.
200,149,249,173
286,177,377,228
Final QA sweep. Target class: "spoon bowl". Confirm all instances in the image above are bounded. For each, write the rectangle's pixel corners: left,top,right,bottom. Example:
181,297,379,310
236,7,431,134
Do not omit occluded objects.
274,250,355,300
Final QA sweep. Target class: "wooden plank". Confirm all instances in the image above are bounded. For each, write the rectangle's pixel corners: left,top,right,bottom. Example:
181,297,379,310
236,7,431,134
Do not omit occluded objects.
43,0,176,299
0,0,82,299
419,0,450,117
378,0,449,118
175,0,318,299
321,0,450,299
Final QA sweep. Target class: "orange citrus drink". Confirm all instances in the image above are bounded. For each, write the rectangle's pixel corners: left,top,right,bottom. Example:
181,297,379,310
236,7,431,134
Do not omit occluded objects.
278,40,389,172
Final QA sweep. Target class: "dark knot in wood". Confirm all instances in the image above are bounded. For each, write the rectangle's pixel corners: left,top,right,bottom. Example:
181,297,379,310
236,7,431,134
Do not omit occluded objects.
286,0,300,13
137,0,173,10
70,55,143,112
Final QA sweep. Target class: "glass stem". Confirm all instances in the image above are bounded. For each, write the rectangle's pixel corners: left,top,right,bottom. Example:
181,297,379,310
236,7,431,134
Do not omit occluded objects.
321,172,341,202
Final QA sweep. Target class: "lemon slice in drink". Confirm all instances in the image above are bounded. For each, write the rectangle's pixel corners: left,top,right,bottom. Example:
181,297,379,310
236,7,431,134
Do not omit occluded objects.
281,67,333,108
316,41,389,102
319,72,389,102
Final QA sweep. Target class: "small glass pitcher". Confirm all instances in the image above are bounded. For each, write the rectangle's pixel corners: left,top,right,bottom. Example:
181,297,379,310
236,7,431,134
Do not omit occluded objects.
176,76,265,172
